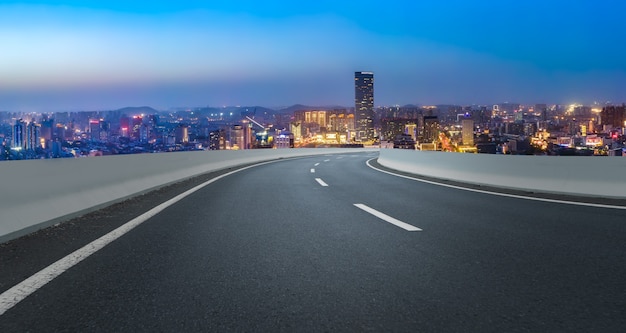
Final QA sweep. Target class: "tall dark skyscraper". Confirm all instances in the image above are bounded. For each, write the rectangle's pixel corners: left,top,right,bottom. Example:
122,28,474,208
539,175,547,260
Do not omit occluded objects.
423,116,439,143
12,119,26,150
354,71,374,141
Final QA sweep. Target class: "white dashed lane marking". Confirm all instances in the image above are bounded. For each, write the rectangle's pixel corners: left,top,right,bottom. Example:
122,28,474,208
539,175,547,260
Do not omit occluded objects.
354,204,422,231
315,178,329,187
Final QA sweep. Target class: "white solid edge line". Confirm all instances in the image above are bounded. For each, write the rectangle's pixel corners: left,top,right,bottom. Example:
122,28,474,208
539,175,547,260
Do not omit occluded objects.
354,204,422,231
315,178,329,187
0,160,279,317
366,158,626,210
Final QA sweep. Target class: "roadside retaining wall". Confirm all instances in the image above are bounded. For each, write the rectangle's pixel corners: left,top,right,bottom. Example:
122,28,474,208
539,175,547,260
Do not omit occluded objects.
378,149,626,199
0,149,363,243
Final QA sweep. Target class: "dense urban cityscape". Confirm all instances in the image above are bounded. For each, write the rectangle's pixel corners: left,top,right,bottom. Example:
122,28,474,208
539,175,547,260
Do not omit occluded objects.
1,72,625,161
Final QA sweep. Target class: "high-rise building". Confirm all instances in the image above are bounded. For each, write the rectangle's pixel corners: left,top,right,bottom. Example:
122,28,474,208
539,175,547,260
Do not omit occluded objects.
12,119,26,150
304,110,327,129
462,119,474,146
354,71,374,141
26,121,40,150
290,122,302,139
243,123,253,149
139,124,149,143
380,118,419,142
209,130,222,150
131,116,143,140
328,110,349,132
99,121,110,141
423,116,439,143
89,119,100,142
40,118,54,141
119,116,130,137
229,125,243,149
175,125,189,144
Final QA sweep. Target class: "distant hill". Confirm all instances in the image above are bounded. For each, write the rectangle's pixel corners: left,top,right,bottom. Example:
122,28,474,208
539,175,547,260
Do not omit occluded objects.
277,104,310,113
202,106,277,117
113,104,353,116
115,106,160,115
277,104,349,113
244,106,276,116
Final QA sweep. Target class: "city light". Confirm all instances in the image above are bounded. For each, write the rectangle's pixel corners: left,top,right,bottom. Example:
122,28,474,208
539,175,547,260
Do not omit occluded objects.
1,73,625,160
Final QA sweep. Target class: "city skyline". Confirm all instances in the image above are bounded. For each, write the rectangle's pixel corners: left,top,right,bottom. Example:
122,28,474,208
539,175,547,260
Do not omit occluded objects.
2,1,626,111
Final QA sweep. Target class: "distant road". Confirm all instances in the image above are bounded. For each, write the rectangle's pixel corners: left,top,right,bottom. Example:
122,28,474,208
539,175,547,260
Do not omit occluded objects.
1,151,625,332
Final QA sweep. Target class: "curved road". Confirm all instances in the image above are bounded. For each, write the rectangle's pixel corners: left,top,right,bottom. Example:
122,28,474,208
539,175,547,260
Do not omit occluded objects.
1,152,625,332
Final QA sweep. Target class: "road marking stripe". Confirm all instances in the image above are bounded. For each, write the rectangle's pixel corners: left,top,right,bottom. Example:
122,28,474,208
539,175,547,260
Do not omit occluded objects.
314,163,320,166
315,178,329,187
366,158,626,210
0,160,279,317
310,168,315,173
324,159,330,162
354,204,422,231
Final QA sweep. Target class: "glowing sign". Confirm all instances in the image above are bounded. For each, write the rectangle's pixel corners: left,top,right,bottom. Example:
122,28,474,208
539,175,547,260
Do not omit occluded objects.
557,137,572,147
585,135,602,146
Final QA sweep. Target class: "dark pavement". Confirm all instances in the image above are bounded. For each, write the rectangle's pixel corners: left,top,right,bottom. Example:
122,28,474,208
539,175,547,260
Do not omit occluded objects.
1,152,625,332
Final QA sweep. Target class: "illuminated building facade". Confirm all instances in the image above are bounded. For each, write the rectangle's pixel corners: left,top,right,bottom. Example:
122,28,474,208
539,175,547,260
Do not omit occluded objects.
290,122,302,139
381,119,419,142
328,109,354,132
354,71,374,141
175,125,189,144
423,116,439,143
208,129,226,150
462,119,474,146
10,120,40,151
25,122,40,150
229,125,243,149
304,110,327,129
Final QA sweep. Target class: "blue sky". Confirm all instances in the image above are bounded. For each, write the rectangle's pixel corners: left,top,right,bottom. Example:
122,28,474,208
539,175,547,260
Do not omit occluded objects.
1,0,625,111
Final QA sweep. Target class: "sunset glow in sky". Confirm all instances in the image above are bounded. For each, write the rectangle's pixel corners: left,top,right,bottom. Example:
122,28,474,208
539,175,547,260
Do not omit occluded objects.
2,0,625,111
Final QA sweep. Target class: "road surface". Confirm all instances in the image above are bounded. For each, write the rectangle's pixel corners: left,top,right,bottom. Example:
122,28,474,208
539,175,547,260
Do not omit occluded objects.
1,152,625,332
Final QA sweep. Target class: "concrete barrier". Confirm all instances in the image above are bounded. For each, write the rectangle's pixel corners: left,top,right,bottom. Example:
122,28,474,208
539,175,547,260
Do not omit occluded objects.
0,148,366,243
378,149,626,199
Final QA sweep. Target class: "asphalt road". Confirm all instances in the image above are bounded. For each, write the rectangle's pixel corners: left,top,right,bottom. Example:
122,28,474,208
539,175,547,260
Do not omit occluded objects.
1,151,626,332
